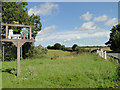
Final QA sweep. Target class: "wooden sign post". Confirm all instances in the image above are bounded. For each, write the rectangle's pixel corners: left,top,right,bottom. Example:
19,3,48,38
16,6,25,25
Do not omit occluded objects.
17,42,20,76
1,23,35,76
2,46,4,62
12,41,25,76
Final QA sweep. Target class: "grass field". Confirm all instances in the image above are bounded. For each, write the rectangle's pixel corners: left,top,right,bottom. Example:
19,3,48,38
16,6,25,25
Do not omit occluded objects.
2,50,120,88
80,47,111,51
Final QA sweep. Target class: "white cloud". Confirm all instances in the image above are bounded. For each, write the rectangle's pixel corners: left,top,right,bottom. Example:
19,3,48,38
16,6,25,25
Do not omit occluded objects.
64,36,81,43
42,19,46,22
94,14,108,22
52,40,56,43
38,25,56,35
79,22,96,30
83,39,100,44
37,38,44,42
36,28,110,44
36,25,56,42
64,38,71,42
28,2,59,16
80,11,93,21
44,25,56,31
104,18,117,27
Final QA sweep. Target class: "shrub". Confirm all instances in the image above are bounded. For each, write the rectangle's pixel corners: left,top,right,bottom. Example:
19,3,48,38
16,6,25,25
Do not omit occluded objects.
61,45,65,50
26,45,48,58
4,43,17,61
76,48,91,54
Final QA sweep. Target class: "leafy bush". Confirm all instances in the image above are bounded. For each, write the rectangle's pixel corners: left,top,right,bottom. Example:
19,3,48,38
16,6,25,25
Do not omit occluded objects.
26,45,48,58
61,45,65,50
76,48,91,54
3,43,17,61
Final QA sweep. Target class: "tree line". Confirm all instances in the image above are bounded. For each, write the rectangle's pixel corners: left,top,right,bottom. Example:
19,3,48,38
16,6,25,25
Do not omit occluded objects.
47,43,90,53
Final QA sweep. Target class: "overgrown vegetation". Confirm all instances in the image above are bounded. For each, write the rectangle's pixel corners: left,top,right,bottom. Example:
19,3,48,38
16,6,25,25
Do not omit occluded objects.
76,47,91,54
3,44,48,61
26,45,48,58
2,50,120,88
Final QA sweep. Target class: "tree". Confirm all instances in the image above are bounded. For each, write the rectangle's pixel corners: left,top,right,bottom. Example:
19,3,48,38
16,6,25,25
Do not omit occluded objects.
2,2,42,60
72,44,78,51
47,45,51,49
54,43,61,50
61,45,65,50
105,24,120,52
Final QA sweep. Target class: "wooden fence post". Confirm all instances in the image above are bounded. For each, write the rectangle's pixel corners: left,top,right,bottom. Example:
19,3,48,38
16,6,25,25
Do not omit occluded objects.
21,46,22,59
17,42,20,76
29,27,31,39
104,51,107,60
2,46,4,62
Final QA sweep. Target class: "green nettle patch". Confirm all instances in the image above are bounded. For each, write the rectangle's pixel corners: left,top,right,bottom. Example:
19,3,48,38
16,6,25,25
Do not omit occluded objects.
2,50,120,88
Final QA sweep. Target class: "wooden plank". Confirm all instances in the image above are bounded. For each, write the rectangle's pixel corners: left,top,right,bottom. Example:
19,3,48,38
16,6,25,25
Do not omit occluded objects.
2,46,4,62
29,27,31,39
12,41,18,47
1,39,35,42
21,46,22,59
6,25,8,39
1,23,36,28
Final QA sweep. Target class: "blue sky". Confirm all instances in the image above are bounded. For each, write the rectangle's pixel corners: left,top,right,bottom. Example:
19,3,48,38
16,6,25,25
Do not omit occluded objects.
27,2,118,47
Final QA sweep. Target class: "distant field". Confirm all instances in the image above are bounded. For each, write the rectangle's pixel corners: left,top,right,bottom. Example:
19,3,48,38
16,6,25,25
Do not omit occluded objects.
2,50,120,88
79,46,111,51
47,50,71,57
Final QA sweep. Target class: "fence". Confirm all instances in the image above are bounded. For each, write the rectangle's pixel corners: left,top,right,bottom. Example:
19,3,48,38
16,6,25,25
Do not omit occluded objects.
96,49,107,60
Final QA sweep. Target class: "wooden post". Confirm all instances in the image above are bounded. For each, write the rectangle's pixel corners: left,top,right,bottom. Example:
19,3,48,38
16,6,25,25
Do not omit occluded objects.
2,46,4,62
6,25,8,39
12,41,26,76
104,51,107,60
97,50,98,53
99,50,101,56
17,42,20,76
29,27,31,39
21,46,22,59
102,51,104,58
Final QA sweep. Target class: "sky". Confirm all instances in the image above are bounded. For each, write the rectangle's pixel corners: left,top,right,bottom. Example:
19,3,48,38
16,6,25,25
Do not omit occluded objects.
26,2,118,47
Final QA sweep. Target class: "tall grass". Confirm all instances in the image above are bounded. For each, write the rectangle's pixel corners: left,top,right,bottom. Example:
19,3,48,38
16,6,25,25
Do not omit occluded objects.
2,50,120,88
